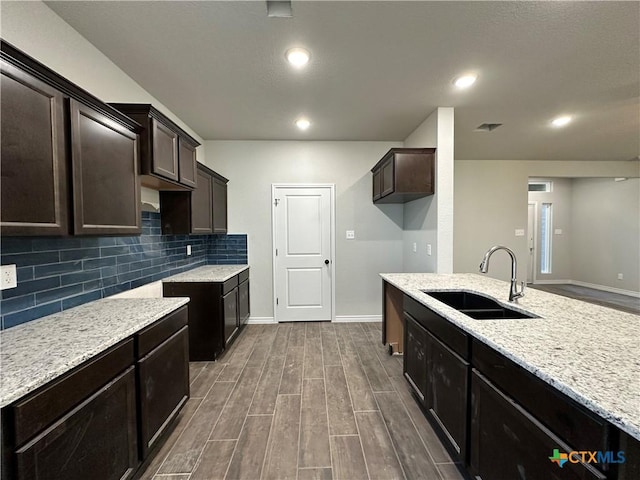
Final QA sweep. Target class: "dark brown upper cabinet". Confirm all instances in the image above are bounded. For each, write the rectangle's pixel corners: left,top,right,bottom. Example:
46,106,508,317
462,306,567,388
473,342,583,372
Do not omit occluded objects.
371,148,436,204
70,99,141,236
159,163,228,235
109,104,200,190
0,58,68,236
0,40,142,236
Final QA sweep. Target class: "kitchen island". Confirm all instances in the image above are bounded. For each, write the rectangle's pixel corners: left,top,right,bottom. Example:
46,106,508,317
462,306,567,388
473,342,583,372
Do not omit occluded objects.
381,273,639,480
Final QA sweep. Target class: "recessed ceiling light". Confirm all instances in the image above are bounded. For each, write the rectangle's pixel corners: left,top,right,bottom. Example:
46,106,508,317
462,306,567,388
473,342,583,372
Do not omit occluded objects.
286,48,310,68
454,74,477,89
551,115,572,127
295,118,311,130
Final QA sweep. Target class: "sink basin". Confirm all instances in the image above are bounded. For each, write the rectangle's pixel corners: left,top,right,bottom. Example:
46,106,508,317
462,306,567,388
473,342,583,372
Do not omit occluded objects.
422,290,537,320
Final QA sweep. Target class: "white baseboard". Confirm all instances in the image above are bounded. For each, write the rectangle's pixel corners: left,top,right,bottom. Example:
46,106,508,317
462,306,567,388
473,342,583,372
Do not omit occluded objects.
569,281,640,298
333,315,382,323
246,316,277,324
532,279,573,285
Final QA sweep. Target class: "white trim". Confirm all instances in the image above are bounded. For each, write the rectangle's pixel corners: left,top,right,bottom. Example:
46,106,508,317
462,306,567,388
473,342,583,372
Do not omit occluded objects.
570,280,640,299
271,183,336,323
527,201,537,284
333,315,382,323
246,316,277,324
533,279,573,285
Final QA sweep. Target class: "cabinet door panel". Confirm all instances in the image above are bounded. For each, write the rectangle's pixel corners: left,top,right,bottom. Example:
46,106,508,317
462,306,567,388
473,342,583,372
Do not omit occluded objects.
151,118,179,181
15,367,138,480
470,370,605,480
70,99,141,235
212,176,228,234
426,331,468,459
238,279,250,326
403,313,428,402
372,169,382,201
137,326,189,458
178,139,197,188
381,159,394,197
192,168,213,234
0,60,68,235
223,288,238,345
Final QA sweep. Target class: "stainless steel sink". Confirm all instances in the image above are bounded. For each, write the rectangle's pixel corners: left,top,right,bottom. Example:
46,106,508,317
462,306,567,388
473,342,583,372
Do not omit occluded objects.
422,290,538,320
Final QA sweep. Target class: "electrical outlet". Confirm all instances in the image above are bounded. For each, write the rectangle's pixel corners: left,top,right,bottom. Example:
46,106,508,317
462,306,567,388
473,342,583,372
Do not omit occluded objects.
618,273,624,280
412,242,417,253
1,264,17,290
186,245,192,256
346,230,355,239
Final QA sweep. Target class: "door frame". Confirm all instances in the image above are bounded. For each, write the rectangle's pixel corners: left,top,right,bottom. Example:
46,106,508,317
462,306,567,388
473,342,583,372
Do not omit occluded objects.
271,183,336,323
527,201,538,284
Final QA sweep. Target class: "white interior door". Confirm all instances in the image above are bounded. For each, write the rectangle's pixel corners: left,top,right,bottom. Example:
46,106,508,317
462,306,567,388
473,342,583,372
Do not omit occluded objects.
527,202,536,284
273,185,334,322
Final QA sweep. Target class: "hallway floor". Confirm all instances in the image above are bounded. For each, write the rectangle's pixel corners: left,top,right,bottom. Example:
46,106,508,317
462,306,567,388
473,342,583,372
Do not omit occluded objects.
530,283,640,315
140,322,463,480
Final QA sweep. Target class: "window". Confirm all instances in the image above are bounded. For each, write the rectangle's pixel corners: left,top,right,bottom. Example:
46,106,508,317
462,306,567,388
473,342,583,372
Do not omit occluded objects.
528,181,553,192
540,203,553,274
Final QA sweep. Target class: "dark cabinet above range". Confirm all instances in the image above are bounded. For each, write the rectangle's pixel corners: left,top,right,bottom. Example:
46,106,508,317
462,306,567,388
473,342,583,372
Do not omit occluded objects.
160,163,228,235
109,103,200,190
371,148,436,204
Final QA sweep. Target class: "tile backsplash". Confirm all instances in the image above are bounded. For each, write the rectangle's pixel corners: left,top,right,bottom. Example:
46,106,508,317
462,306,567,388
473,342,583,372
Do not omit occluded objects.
0,212,247,329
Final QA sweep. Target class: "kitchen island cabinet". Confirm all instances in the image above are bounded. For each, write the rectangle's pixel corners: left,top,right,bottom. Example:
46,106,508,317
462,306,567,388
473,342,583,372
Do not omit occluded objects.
1,40,142,237
381,273,640,480
0,297,190,480
163,265,249,361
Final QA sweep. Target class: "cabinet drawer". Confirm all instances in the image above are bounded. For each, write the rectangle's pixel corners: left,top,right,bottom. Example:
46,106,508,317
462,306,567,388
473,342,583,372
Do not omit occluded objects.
472,339,610,455
15,366,138,480
404,295,469,360
11,338,134,447
223,276,239,295
137,306,188,358
238,268,249,284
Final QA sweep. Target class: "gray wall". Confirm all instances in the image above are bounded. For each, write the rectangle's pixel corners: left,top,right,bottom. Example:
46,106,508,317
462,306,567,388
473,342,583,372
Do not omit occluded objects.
528,178,573,281
454,160,640,286
571,177,640,292
203,141,404,320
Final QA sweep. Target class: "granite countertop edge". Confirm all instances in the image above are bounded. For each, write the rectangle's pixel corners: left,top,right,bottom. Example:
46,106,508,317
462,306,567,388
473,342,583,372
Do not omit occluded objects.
380,272,640,441
162,264,249,283
0,297,190,408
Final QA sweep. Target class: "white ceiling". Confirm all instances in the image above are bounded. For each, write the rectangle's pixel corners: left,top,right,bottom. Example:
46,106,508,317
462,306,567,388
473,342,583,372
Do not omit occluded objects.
46,1,639,161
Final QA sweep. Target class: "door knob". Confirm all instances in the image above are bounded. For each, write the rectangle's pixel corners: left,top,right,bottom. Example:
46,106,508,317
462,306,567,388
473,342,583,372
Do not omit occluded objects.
324,259,330,265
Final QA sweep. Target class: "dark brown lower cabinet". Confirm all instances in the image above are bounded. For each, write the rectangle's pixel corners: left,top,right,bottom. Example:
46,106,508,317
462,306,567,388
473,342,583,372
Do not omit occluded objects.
238,278,250,326
137,325,189,459
404,312,428,402
223,287,239,345
163,270,249,361
470,370,606,480
426,329,469,460
15,367,138,480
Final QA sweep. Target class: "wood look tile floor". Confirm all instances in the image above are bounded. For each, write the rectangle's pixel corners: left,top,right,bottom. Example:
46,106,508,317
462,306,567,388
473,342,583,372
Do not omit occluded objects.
142,323,464,480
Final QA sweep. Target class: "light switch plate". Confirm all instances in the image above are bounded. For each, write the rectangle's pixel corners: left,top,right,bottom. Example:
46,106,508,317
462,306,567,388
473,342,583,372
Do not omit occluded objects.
1,264,17,290
186,245,192,256
554,229,563,235
515,229,525,236
412,242,417,253
346,230,355,239
426,244,432,256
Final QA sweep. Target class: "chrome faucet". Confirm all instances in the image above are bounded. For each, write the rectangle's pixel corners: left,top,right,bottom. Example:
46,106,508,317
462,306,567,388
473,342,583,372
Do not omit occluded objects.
479,245,525,302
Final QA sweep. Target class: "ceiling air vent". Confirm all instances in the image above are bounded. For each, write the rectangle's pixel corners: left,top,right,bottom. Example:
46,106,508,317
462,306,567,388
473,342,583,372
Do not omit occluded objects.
267,1,292,17
475,123,502,132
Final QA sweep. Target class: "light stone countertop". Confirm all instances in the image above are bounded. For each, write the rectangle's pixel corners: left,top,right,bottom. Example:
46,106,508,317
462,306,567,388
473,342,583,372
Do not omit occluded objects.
162,265,249,283
380,273,640,441
0,297,189,408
